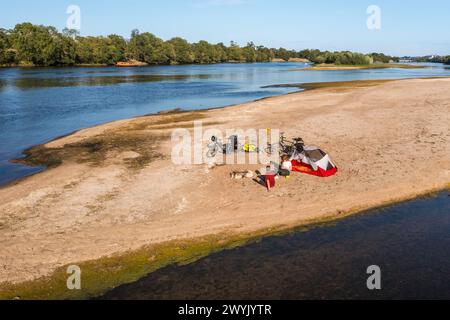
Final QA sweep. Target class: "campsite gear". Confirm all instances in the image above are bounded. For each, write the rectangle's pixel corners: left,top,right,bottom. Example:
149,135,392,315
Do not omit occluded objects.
293,137,305,153
265,132,296,156
278,169,291,177
206,135,241,158
281,160,293,172
229,135,239,151
207,136,227,158
278,156,292,178
290,146,338,177
222,135,241,154
243,143,258,153
246,171,255,178
230,170,254,180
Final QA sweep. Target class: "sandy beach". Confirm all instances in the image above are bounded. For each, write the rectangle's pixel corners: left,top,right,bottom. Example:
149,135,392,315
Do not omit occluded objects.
1,78,449,298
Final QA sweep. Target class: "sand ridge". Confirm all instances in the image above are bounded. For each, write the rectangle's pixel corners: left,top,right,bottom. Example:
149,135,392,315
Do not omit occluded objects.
1,78,449,285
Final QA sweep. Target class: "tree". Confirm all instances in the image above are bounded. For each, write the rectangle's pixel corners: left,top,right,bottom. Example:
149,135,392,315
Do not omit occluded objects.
193,40,216,64
308,50,373,65
169,37,194,64
0,28,13,65
298,49,321,61
107,34,127,63
214,43,228,63
2,22,391,67
75,37,95,64
275,48,291,61
370,52,398,63
11,23,65,66
127,31,173,64
243,42,257,63
74,35,126,65
156,42,176,64
62,28,80,39
227,41,243,62
256,46,274,62
58,28,77,65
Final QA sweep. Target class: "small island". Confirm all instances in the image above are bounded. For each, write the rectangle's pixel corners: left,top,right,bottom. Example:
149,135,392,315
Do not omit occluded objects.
297,63,429,71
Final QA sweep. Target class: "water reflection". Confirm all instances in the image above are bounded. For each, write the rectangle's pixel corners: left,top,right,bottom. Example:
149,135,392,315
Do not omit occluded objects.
13,74,216,89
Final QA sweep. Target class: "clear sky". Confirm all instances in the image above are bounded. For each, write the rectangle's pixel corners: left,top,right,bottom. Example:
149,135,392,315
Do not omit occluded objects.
1,0,449,56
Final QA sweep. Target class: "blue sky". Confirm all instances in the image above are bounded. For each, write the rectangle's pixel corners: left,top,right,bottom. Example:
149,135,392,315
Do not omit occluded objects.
1,0,449,56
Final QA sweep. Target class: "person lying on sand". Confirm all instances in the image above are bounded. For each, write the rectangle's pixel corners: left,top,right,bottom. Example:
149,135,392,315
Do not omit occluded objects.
259,165,276,192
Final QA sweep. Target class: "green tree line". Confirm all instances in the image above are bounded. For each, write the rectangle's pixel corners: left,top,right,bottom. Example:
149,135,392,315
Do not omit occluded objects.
0,23,395,67
406,55,450,64
438,56,450,64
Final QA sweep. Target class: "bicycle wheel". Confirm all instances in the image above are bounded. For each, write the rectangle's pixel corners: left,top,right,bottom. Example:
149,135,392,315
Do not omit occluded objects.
282,144,295,155
206,146,218,158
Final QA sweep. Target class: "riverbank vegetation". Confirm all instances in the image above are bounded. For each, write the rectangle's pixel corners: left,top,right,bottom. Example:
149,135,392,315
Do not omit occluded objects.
1,22,402,67
404,54,450,65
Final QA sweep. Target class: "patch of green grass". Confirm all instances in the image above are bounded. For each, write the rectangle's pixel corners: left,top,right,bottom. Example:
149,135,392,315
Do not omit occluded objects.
17,133,165,171
14,111,209,172
0,233,256,300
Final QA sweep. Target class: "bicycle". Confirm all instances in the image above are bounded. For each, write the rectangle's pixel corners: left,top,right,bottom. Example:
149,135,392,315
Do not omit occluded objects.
265,132,295,155
292,137,305,153
206,136,240,158
206,136,226,158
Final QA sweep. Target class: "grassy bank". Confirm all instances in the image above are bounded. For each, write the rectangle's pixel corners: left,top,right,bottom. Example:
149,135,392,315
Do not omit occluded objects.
0,232,257,300
14,110,208,172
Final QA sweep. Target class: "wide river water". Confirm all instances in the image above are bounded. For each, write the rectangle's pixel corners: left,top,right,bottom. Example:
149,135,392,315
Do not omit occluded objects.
1,62,449,185
99,192,450,300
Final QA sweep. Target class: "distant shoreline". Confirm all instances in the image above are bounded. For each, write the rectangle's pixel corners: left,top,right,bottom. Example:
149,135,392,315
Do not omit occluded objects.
0,60,307,69
294,63,429,71
0,61,436,71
